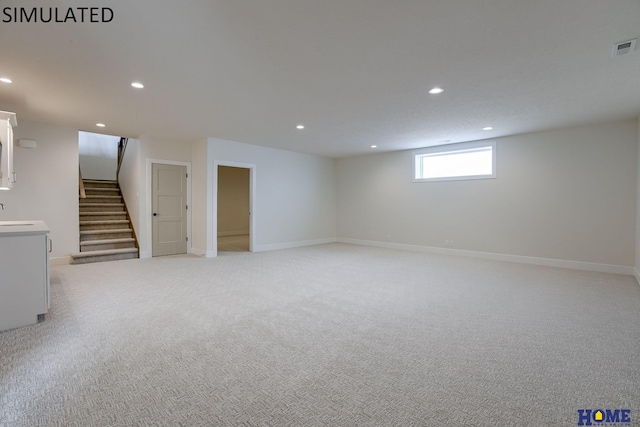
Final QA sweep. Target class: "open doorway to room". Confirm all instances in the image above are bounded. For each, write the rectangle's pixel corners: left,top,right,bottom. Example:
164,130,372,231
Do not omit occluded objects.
217,165,251,253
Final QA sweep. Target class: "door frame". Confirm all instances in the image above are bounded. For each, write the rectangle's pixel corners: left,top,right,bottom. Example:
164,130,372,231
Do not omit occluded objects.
144,158,191,258
212,160,256,257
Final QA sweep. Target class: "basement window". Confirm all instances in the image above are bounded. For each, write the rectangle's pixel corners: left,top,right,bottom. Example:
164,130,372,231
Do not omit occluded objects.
413,141,496,182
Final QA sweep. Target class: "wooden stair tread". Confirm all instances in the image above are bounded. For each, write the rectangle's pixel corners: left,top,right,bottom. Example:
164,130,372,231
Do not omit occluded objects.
79,203,124,207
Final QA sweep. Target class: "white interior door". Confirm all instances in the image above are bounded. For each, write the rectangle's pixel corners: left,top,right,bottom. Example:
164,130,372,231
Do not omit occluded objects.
152,163,187,257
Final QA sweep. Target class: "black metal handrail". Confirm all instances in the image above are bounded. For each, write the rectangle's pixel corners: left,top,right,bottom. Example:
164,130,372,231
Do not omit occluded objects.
116,137,128,179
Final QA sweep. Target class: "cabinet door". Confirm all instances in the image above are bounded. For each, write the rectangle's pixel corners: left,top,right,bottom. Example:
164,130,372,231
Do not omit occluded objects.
0,121,9,189
0,234,48,331
46,236,51,310
7,121,14,185
0,112,16,190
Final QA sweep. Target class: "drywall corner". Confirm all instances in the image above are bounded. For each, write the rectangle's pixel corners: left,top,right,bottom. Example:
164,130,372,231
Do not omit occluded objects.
635,116,640,279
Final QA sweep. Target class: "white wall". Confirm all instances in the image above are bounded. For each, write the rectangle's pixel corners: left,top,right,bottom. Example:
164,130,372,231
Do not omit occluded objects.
0,121,79,261
208,138,336,253
190,139,209,256
118,138,141,247
635,117,640,280
217,166,250,236
119,136,336,257
337,119,638,268
4,117,636,272
122,136,194,258
78,131,119,180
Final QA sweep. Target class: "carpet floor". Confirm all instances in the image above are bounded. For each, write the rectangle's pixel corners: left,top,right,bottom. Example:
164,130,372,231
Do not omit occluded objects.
1,243,639,426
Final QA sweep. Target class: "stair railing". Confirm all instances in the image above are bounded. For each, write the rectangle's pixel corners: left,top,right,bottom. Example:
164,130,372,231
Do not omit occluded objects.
116,137,128,179
78,166,86,199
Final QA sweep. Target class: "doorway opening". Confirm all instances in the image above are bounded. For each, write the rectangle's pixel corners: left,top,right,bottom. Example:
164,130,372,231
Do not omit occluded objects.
217,165,251,253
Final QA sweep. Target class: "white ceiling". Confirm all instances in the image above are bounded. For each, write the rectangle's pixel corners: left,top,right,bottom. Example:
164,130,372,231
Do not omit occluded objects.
1,0,639,158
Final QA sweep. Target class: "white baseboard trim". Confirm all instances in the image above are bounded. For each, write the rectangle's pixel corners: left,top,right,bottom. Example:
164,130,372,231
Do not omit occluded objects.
217,230,250,237
633,268,640,286
50,256,71,266
190,247,216,258
141,249,215,259
337,238,635,276
190,248,205,257
254,237,337,253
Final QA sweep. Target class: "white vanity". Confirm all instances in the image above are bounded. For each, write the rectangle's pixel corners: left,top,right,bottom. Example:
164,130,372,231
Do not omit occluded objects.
0,221,51,332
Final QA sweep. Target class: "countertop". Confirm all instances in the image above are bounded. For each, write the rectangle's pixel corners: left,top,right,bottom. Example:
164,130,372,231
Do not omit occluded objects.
0,220,50,236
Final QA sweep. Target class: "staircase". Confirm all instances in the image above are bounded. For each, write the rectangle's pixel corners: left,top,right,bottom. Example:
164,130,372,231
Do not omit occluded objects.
71,180,139,264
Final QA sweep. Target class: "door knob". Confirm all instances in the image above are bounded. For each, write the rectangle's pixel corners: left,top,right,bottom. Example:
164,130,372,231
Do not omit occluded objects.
153,213,158,216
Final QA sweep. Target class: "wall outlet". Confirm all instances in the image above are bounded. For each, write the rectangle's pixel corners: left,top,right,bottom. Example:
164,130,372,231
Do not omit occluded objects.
445,240,455,247
386,234,391,241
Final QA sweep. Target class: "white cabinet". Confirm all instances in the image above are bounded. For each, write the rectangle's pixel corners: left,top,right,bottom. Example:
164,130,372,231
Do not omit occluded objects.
0,111,17,190
0,221,50,332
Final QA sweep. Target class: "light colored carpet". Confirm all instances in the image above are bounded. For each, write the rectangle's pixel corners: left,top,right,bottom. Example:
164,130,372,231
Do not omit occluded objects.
1,243,639,426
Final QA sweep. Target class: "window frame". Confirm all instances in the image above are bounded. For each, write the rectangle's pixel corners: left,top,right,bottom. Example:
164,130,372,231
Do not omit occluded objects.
412,140,497,183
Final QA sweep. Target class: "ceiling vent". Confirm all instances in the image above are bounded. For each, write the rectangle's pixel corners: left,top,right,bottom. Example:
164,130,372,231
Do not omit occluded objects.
612,38,637,57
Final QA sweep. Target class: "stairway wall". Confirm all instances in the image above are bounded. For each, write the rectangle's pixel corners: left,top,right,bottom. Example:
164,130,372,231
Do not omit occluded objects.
118,138,141,250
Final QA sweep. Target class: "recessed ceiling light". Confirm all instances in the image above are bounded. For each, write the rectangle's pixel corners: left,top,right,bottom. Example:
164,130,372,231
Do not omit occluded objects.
296,124,305,130
371,145,377,148
482,126,494,131
96,123,106,128
0,78,12,84
428,87,444,95
131,82,144,89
